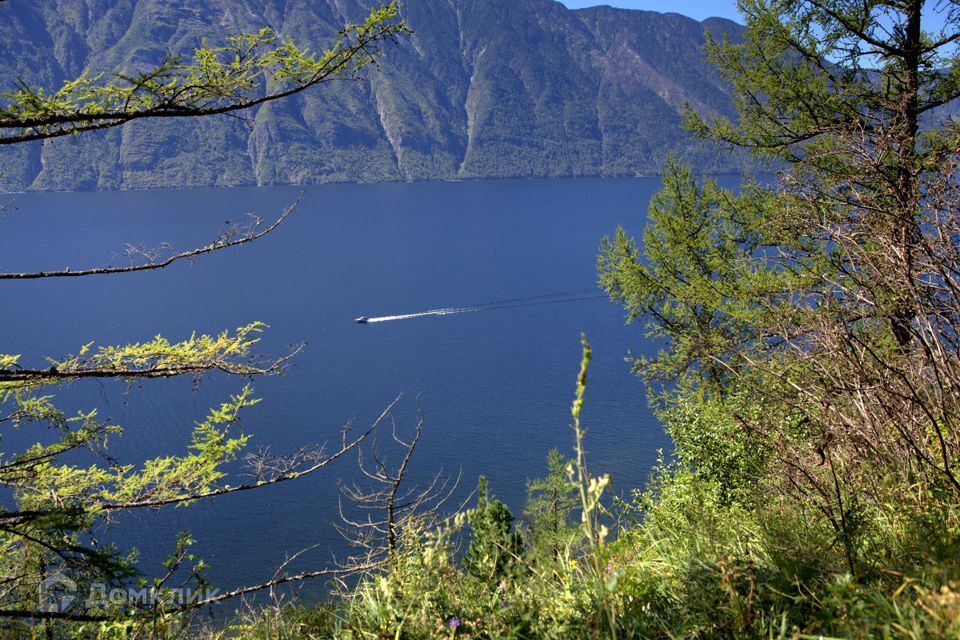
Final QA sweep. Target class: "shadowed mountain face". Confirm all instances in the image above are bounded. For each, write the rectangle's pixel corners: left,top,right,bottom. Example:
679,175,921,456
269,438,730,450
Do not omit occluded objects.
0,0,744,191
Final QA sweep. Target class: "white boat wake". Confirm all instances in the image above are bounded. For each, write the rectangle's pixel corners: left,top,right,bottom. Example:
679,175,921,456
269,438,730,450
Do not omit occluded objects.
358,289,606,324
365,307,476,323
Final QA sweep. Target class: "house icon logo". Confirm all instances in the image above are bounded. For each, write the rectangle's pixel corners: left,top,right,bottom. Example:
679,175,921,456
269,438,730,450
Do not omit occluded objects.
39,572,77,614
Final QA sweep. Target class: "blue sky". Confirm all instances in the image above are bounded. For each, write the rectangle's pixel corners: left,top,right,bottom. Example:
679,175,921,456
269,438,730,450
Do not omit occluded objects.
559,1,740,21
558,1,951,33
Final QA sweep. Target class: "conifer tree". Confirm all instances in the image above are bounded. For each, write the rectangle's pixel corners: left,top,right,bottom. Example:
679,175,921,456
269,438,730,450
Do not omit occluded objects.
600,0,960,574
523,449,577,560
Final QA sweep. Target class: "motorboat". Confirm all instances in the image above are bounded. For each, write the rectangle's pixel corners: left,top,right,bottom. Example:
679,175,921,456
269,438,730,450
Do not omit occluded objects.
355,316,369,324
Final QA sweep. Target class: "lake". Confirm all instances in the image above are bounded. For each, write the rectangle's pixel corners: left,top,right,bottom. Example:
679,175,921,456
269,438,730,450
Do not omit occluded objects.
1,177,689,600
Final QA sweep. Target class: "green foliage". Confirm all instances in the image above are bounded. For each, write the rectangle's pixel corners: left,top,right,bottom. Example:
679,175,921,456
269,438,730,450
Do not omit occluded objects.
0,3,407,144
210,0,960,635
523,449,578,560
0,3,408,635
215,479,960,638
594,0,960,636
0,383,257,607
464,477,523,583
10,0,960,636
212,346,960,639
0,317,331,635
657,388,771,505
0,322,284,391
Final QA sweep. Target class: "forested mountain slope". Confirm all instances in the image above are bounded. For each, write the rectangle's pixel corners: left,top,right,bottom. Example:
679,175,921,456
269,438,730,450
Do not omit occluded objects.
0,0,744,191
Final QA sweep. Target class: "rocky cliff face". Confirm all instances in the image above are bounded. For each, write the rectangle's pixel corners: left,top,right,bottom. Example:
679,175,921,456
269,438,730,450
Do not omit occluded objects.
0,0,744,191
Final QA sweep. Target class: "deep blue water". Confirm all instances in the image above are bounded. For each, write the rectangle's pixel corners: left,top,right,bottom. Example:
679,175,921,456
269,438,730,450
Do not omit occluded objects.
1,177,681,601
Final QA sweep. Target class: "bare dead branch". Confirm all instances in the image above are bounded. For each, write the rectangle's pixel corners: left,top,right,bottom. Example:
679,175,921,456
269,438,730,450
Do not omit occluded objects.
0,195,300,281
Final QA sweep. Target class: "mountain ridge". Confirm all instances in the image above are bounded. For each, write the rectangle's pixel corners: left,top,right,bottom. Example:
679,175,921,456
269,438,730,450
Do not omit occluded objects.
0,0,746,192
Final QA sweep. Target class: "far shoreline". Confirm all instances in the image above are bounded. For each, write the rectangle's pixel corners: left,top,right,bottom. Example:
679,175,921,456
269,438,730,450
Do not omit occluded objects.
0,170,767,198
